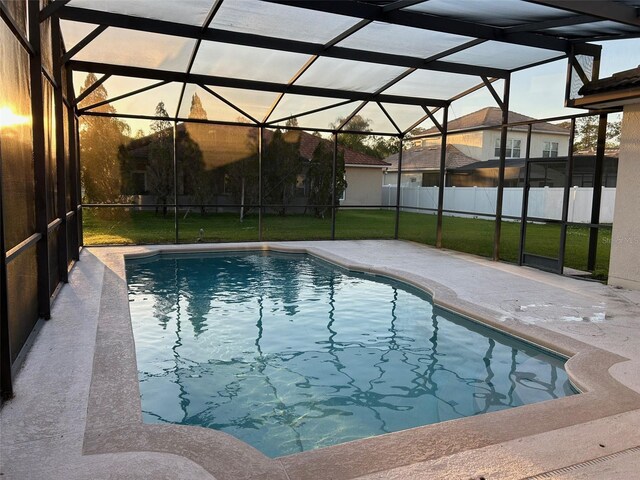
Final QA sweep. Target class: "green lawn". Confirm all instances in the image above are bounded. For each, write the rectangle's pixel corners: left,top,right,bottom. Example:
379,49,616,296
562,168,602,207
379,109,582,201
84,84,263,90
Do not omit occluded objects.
83,208,611,278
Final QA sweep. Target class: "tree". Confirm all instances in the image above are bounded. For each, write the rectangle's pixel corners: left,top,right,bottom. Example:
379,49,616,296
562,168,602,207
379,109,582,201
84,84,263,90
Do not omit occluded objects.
188,92,207,120
372,136,401,158
263,128,302,215
332,114,400,159
307,140,346,218
78,73,131,205
147,101,174,216
180,93,210,215
225,125,259,220
565,116,622,152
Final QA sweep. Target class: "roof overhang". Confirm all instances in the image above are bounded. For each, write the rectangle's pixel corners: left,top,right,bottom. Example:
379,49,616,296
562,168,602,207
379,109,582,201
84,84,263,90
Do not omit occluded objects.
573,87,640,109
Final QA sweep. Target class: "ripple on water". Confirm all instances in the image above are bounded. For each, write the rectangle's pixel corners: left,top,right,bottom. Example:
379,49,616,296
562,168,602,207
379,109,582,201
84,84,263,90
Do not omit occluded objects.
127,252,574,457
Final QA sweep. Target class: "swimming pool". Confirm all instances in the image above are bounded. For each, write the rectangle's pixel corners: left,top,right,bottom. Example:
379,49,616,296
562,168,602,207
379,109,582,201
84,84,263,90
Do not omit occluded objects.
126,251,574,457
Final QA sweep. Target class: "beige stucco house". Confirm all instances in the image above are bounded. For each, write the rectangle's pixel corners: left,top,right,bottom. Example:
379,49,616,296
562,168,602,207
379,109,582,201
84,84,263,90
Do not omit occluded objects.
419,107,570,161
384,107,571,186
283,130,390,208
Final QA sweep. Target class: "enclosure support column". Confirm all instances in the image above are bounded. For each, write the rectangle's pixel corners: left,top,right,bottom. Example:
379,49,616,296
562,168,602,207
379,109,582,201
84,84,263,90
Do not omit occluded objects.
588,113,607,271
518,124,533,265
493,75,511,262
52,17,68,282
173,122,178,244
28,0,51,319
394,137,404,239
258,126,264,242
436,106,449,248
0,135,13,399
558,119,576,273
331,132,337,240
75,115,83,248
65,65,79,260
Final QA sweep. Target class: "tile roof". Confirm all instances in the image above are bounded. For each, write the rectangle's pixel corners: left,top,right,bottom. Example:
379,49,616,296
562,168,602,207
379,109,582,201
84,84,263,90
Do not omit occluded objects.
261,129,390,167
579,66,640,95
384,144,477,172
424,107,570,135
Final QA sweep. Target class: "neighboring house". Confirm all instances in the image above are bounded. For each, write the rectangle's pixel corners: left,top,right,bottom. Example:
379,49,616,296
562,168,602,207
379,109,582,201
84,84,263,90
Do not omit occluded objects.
122,123,388,209
291,131,389,207
384,106,573,186
415,107,571,161
383,144,477,186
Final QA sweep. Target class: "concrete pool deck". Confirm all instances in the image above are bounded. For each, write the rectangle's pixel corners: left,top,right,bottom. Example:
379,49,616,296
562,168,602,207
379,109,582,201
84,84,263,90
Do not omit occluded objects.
2,240,640,479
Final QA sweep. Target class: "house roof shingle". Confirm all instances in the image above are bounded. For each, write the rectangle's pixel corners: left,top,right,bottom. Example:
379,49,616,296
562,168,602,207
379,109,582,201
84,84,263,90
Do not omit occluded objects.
384,144,477,172
423,107,570,135
280,130,390,167
579,66,640,95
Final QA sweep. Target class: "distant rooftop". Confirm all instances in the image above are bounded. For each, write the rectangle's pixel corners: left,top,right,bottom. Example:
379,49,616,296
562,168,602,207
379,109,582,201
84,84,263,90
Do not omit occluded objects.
385,144,477,172
266,129,390,167
580,66,640,95
423,107,570,135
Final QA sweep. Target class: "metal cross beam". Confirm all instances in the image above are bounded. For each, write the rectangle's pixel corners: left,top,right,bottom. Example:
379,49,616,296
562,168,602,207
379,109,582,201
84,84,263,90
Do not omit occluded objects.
0,2,35,55
526,0,640,28
61,25,108,64
504,13,601,34
68,60,450,107
39,0,70,21
175,0,225,118
261,0,601,56
262,18,372,123
57,6,509,78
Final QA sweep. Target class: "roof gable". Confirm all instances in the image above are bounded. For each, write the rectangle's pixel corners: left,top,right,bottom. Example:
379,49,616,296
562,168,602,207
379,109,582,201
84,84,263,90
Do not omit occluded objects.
423,107,570,135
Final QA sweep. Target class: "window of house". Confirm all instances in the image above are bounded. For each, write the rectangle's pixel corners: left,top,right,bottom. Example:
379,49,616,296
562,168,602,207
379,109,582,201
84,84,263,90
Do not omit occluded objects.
542,141,559,157
494,138,521,158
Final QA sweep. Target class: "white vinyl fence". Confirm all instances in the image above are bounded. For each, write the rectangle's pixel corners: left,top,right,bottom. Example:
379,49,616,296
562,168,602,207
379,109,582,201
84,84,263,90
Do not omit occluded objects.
381,186,616,223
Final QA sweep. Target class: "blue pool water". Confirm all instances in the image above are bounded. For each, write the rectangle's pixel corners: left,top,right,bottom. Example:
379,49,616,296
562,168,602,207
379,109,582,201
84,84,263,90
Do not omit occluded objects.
126,252,574,457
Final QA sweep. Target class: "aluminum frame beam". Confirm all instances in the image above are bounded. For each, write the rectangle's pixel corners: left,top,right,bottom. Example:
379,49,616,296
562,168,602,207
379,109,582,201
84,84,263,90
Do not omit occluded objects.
527,0,640,28
68,60,450,107
57,6,510,78
261,0,601,56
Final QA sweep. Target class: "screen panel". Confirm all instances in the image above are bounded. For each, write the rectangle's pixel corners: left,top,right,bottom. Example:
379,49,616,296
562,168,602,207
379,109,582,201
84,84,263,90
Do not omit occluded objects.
0,20,36,250
338,21,473,59
68,0,211,26
210,0,360,43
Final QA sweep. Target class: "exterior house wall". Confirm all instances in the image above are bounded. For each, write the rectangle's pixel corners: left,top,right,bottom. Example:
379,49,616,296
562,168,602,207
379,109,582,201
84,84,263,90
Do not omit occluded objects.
424,129,569,161
609,103,640,290
483,130,570,160
342,166,383,206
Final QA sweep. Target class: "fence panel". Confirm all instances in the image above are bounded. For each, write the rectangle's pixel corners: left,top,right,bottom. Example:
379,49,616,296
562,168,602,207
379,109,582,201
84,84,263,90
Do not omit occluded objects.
382,186,616,223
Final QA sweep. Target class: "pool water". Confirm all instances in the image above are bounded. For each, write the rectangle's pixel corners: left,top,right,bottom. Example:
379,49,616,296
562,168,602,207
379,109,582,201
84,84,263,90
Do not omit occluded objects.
126,252,574,457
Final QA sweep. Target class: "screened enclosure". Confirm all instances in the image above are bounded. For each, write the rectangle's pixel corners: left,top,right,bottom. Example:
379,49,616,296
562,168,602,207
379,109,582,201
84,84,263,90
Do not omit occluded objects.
2,0,640,398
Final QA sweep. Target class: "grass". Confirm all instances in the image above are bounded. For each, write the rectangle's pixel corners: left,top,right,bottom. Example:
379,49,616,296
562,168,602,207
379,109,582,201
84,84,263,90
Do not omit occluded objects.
83,208,611,278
